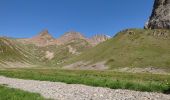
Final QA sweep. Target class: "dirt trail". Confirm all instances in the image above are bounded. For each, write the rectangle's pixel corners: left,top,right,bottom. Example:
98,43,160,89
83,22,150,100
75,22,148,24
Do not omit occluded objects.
0,76,169,100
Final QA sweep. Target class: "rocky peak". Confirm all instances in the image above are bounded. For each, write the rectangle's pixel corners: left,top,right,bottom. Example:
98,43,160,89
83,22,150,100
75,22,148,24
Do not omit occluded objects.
37,30,54,40
21,29,55,47
145,0,170,29
56,31,86,45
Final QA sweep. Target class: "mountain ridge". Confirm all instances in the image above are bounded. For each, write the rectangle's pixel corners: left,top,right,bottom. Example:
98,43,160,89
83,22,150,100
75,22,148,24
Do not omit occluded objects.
17,30,111,47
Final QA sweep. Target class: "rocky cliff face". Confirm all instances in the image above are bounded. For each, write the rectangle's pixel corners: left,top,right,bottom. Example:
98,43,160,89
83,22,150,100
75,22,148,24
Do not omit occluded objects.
145,0,170,29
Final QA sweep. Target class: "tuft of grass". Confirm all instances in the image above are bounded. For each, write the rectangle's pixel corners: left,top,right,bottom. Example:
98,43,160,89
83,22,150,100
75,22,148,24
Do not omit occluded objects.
0,85,46,100
0,68,169,93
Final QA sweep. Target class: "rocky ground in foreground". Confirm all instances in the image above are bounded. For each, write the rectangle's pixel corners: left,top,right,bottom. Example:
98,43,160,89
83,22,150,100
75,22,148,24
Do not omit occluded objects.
0,76,169,100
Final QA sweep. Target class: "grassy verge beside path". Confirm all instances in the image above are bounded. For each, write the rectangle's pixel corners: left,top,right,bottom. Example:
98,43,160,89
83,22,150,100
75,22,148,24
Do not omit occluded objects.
0,68,169,93
0,85,46,100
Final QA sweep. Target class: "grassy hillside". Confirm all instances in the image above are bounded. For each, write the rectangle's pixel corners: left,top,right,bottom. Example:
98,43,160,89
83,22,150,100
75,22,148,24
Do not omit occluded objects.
0,37,46,67
1,29,170,69
28,39,91,67
0,38,29,64
0,37,91,67
67,29,170,69
45,39,91,66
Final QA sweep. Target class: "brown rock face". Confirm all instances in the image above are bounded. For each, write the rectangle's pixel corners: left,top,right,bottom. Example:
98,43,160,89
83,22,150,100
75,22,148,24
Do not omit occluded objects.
29,30,56,46
88,35,111,46
145,0,170,29
32,30,54,41
37,30,54,40
18,30,56,46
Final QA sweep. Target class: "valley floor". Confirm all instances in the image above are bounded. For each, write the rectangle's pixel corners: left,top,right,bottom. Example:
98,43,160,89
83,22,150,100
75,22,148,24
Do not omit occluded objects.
0,76,169,100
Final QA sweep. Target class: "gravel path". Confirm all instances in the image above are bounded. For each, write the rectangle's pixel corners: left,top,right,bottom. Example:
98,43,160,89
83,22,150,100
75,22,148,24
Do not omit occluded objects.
0,76,169,100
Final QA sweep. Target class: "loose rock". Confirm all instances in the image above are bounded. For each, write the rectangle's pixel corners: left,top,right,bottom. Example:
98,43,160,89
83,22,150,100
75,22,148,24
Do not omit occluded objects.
0,76,169,100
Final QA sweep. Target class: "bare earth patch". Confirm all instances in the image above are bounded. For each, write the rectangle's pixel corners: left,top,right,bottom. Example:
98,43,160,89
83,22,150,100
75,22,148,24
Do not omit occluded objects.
67,45,80,55
45,51,54,60
63,61,108,70
114,67,170,75
0,76,169,100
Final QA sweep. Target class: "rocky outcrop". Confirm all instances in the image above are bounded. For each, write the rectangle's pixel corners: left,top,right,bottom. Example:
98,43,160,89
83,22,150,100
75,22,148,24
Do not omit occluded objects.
145,0,170,29
88,35,111,46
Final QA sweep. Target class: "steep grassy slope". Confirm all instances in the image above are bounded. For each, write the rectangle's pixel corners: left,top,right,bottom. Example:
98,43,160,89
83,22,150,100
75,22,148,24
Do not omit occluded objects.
40,39,91,67
67,29,170,69
0,37,45,67
0,38,30,65
22,39,91,67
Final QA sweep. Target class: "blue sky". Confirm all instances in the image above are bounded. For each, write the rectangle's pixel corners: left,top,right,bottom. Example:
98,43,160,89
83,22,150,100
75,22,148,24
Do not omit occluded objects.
0,0,154,38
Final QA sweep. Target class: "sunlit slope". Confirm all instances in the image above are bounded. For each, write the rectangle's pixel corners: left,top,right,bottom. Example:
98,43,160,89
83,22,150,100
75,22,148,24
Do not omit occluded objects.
68,29,170,69
0,36,92,67
0,38,26,61
0,37,38,67
38,39,91,66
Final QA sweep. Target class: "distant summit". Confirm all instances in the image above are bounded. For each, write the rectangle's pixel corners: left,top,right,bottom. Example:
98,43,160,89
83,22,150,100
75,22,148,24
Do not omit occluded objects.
18,30,55,46
17,30,110,46
145,0,170,29
56,32,86,45
33,30,54,41
28,30,55,46
38,30,53,39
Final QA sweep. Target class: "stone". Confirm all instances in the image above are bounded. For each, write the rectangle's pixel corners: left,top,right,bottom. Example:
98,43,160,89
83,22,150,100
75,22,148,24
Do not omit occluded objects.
145,0,170,29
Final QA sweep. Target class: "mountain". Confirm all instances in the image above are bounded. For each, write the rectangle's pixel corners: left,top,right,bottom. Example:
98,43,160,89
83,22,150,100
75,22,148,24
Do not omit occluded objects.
1,28,170,71
18,30,56,46
0,0,170,73
145,0,170,29
65,29,170,70
17,30,109,47
1,30,110,67
56,32,86,45
31,30,54,42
